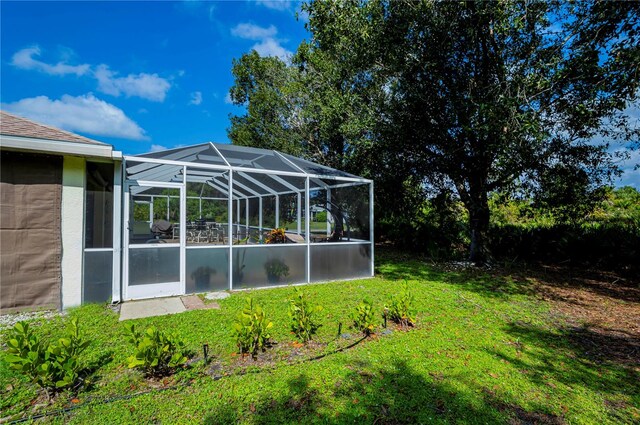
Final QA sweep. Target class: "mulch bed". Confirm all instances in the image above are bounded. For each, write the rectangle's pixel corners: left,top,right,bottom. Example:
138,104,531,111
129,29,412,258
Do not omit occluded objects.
504,264,640,370
205,325,410,379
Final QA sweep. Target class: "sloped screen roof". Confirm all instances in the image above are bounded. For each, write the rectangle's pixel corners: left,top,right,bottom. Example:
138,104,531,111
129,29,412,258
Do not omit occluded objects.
126,143,365,199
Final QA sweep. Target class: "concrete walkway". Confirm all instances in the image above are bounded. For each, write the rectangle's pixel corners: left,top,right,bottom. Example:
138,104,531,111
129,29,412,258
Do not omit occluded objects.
119,293,222,321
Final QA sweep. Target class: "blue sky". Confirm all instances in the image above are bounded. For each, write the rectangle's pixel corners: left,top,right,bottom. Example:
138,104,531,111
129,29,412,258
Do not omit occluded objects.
1,1,637,187
1,0,308,154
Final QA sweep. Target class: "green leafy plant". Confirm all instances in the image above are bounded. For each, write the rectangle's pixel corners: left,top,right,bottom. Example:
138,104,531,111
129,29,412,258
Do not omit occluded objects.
264,258,290,283
233,236,249,245
288,288,323,343
126,324,188,376
232,297,273,359
385,282,416,327
5,319,90,391
265,228,286,244
191,266,216,280
351,299,376,336
191,266,217,290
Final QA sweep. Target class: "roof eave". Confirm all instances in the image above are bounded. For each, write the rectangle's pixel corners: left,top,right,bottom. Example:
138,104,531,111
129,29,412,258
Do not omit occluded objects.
0,134,117,160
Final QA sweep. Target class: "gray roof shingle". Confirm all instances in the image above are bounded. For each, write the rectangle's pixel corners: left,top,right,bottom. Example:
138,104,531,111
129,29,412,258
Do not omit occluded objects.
0,111,107,146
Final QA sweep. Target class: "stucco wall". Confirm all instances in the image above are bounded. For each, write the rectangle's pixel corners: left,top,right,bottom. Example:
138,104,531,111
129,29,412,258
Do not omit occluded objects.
61,156,85,309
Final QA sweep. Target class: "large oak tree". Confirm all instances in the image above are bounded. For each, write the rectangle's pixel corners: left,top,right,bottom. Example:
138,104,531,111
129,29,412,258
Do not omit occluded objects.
229,0,639,262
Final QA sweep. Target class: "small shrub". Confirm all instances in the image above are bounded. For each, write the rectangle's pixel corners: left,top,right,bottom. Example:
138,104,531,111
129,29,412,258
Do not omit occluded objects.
385,282,416,327
264,258,290,282
351,299,376,336
232,298,273,359
5,318,90,391
126,324,188,376
265,228,286,244
288,288,323,343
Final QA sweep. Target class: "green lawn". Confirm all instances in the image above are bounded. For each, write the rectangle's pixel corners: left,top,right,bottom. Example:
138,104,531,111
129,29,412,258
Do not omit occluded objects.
1,250,638,424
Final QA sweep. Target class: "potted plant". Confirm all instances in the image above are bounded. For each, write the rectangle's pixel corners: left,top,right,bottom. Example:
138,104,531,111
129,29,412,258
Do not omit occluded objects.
265,228,286,244
191,266,216,290
264,258,290,284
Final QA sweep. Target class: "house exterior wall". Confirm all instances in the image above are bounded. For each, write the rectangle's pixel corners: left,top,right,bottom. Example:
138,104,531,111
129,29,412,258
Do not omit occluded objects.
61,156,85,309
1,112,121,312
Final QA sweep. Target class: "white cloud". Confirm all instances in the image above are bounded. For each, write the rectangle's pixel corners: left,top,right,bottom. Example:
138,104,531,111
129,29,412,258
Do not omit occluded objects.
616,148,640,188
623,99,640,126
150,144,169,152
10,45,173,102
2,94,148,140
225,92,235,105
231,23,278,40
150,143,185,152
11,46,90,76
230,23,291,61
256,1,292,11
94,65,171,102
251,38,292,61
189,91,203,105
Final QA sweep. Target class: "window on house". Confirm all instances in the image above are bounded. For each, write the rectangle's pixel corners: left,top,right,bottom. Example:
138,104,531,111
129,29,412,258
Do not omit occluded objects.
85,162,114,248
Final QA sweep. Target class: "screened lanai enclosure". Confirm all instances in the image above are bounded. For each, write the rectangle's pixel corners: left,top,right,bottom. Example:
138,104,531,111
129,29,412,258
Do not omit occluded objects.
123,143,373,300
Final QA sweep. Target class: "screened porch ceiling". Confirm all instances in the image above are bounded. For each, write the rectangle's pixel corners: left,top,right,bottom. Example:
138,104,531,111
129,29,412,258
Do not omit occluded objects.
126,142,369,199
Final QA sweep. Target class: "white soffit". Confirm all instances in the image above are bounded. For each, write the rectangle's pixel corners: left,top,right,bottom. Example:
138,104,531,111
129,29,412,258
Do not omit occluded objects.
0,134,115,159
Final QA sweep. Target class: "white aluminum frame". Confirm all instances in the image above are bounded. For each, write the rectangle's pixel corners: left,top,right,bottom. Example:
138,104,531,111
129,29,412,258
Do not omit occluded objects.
123,179,185,300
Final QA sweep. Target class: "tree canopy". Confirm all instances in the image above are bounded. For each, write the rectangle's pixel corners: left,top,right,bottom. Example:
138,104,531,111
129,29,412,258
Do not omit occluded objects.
228,0,639,262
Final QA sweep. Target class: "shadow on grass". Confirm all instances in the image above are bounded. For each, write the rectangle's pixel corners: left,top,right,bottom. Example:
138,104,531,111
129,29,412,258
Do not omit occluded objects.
378,247,640,304
493,322,639,404
81,351,115,392
375,248,535,300
523,264,640,304
203,359,565,424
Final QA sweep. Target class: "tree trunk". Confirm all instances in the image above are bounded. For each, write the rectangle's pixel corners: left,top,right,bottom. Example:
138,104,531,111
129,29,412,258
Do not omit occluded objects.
467,195,491,265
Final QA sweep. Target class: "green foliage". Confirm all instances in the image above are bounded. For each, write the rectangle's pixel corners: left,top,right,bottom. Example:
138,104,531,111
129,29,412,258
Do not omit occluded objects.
381,191,469,259
265,228,286,244
351,299,376,337
379,186,639,273
233,236,249,245
264,258,289,281
489,187,640,229
315,211,327,222
589,186,640,227
126,324,188,376
5,319,89,391
133,202,150,222
487,187,640,274
228,39,376,175
288,288,323,343
232,298,273,358
191,266,216,281
385,282,416,327
227,51,305,156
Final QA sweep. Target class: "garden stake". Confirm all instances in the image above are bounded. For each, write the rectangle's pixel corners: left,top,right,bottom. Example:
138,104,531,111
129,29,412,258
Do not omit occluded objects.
203,343,209,364
383,308,388,328
337,322,342,338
